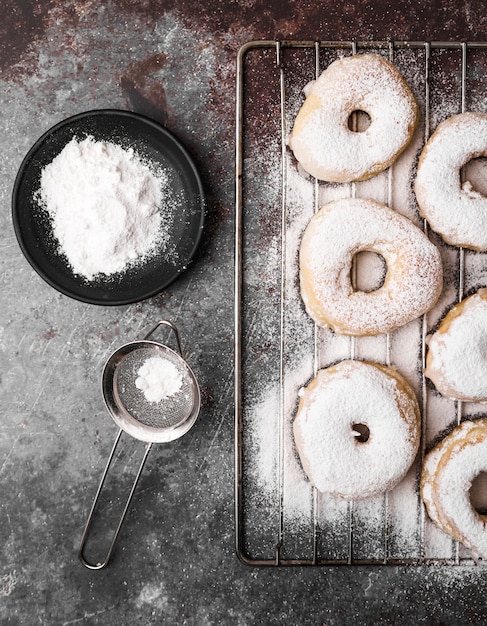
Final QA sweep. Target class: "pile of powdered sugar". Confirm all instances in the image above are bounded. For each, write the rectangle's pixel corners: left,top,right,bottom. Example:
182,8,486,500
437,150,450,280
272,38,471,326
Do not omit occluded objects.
36,135,172,280
135,356,183,403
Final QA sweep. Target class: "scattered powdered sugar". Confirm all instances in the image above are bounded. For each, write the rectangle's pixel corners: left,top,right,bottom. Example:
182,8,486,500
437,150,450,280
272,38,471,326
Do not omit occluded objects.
36,135,173,280
255,353,315,523
135,356,183,403
247,390,280,489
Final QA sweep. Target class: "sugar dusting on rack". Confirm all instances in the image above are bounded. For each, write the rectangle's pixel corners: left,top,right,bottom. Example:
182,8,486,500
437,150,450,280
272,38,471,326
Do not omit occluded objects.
245,154,423,551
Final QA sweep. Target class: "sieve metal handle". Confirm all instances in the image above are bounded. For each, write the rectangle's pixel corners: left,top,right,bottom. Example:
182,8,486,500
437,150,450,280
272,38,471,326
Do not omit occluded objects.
78,430,152,570
143,320,184,357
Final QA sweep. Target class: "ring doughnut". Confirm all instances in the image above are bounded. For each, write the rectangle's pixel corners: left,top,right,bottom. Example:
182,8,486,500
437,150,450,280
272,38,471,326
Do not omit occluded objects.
288,53,419,183
414,112,487,251
299,198,443,336
425,289,487,402
293,360,421,500
421,419,487,560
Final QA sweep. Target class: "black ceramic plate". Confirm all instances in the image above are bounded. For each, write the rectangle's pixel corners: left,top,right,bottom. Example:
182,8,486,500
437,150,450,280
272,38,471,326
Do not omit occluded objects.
12,110,205,305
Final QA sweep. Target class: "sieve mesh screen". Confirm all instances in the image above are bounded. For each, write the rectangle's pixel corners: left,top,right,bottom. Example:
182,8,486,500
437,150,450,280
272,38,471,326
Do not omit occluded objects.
113,345,195,429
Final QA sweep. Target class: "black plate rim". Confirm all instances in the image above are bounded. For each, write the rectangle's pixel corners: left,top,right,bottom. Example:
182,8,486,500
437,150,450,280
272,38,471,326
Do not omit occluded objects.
12,109,206,306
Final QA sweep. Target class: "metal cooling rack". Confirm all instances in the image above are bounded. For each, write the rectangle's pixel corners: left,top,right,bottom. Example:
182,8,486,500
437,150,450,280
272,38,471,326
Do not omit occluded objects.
235,40,487,566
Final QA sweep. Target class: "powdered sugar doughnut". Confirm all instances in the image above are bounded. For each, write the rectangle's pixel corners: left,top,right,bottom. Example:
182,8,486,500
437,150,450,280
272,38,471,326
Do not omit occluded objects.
288,53,419,183
299,198,443,336
421,419,487,560
425,289,487,402
415,112,487,251
293,360,421,500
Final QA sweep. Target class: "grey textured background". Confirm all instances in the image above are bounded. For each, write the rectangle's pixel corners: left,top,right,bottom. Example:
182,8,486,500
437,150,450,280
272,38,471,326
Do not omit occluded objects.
1,1,487,623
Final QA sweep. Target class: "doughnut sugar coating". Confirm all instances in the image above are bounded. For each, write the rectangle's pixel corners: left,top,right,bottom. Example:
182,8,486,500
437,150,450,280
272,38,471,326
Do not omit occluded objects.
425,289,487,402
421,419,487,561
288,53,419,183
293,360,421,500
299,198,443,336
415,112,487,251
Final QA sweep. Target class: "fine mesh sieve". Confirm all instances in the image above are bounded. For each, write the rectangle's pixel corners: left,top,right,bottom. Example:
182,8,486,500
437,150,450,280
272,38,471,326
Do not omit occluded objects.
79,320,200,569
105,341,199,442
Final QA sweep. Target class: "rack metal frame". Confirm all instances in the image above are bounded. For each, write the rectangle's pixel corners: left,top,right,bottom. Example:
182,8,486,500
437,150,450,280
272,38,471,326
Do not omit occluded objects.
235,40,487,566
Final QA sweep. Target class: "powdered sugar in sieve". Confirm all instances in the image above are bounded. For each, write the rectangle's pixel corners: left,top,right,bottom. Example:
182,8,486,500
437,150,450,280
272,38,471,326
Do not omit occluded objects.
102,338,200,444
112,345,195,430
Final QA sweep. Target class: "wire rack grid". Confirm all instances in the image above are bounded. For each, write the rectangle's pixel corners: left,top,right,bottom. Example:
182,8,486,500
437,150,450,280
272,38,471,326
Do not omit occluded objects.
235,40,487,566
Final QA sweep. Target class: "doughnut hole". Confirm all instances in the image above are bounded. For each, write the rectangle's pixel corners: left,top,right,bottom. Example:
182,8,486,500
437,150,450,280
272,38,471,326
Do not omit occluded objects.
470,472,487,515
462,156,487,197
347,110,372,132
352,250,387,293
352,423,370,443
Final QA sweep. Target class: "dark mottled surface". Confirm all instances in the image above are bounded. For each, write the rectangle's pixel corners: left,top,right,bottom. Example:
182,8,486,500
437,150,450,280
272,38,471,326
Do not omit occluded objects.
1,1,487,624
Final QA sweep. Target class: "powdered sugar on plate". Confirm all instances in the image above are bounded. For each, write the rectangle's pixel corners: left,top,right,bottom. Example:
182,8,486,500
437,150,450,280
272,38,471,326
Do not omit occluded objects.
35,135,174,281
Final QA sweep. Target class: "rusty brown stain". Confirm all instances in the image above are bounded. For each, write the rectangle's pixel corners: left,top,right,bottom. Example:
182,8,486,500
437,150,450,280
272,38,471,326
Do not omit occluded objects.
0,0,55,76
3,0,487,83
112,0,487,42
